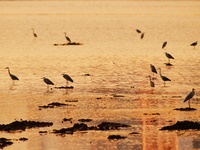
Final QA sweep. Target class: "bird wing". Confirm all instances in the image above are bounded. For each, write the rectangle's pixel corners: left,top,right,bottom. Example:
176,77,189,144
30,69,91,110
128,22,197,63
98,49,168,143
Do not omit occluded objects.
162,76,171,81
184,91,194,102
63,74,73,82
44,78,54,85
141,33,144,39
10,74,19,80
151,65,157,74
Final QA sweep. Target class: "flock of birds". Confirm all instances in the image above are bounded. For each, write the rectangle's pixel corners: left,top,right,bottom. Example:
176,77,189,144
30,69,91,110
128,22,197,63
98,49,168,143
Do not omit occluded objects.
9,28,197,108
136,29,197,108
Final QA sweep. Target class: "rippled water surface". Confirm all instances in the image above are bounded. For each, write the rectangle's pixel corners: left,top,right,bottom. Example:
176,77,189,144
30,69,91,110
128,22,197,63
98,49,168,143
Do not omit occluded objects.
0,1,200,150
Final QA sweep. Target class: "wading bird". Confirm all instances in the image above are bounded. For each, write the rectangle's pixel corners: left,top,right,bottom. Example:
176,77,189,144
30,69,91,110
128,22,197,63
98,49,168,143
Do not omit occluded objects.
150,64,157,78
62,73,73,86
42,77,54,91
190,41,198,49
148,75,155,87
32,28,37,37
162,41,167,49
5,67,19,83
165,52,174,64
141,32,145,39
158,68,171,86
184,88,195,108
136,29,142,33
64,32,71,43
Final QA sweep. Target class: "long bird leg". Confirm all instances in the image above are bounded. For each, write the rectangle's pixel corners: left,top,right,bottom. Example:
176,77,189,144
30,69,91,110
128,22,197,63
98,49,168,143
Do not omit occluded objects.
189,100,190,108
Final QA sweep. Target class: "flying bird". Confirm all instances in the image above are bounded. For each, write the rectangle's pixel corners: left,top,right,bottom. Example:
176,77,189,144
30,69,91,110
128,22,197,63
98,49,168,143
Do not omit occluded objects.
165,52,174,64
42,77,54,91
141,32,145,39
62,73,73,86
32,28,37,37
184,88,195,108
150,64,157,77
5,67,19,82
136,29,142,33
190,41,198,49
158,68,171,86
162,41,167,49
64,32,71,43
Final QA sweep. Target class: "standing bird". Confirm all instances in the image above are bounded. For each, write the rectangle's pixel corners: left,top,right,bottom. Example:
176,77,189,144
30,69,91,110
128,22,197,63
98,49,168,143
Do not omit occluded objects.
136,29,142,33
5,67,19,83
141,32,145,39
64,32,71,43
32,28,37,37
184,88,195,108
165,52,174,64
62,73,73,86
148,75,155,87
150,64,157,78
162,41,167,49
190,41,198,49
158,68,171,86
42,77,54,91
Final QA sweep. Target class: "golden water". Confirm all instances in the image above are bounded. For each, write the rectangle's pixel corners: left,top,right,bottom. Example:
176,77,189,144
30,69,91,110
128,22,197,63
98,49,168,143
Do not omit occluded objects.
0,1,200,150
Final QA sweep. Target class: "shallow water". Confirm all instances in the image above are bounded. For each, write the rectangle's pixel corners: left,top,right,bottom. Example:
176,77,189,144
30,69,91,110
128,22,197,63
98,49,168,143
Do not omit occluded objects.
0,0,200,150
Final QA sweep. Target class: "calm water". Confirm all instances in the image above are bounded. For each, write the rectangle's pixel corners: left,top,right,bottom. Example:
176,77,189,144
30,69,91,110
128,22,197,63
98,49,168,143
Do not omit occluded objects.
0,1,200,150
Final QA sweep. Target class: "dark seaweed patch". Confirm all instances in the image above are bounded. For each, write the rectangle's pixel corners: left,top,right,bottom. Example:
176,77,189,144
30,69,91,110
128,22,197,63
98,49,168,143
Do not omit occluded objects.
53,122,130,135
54,86,74,89
160,121,200,131
174,107,197,111
108,135,127,140
0,120,53,132
78,119,92,122
0,138,13,149
39,102,70,109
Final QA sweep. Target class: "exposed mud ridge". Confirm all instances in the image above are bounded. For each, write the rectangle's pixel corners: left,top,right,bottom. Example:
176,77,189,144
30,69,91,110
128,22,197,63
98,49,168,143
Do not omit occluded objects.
160,121,200,131
65,100,78,103
53,42,83,46
54,86,74,89
39,102,72,109
108,135,127,140
53,122,130,135
0,120,53,132
174,107,197,111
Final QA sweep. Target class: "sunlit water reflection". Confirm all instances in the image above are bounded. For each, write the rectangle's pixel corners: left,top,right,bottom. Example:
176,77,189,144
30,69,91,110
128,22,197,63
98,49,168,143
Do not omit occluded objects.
0,1,200,150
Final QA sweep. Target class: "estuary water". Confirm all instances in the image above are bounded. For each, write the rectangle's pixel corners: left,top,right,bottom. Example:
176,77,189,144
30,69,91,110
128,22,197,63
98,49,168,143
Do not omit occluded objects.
0,1,200,150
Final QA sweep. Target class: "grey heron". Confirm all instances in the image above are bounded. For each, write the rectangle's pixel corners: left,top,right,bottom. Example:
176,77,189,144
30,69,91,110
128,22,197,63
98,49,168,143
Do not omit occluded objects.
158,68,171,86
64,32,71,43
184,88,195,108
5,67,19,83
42,77,54,91
190,41,197,49
62,73,73,86
150,64,157,77
148,75,155,87
32,28,37,37
165,52,174,64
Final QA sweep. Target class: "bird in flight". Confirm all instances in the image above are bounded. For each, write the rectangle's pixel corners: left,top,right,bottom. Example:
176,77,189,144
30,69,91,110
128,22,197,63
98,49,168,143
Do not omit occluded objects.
162,41,167,49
